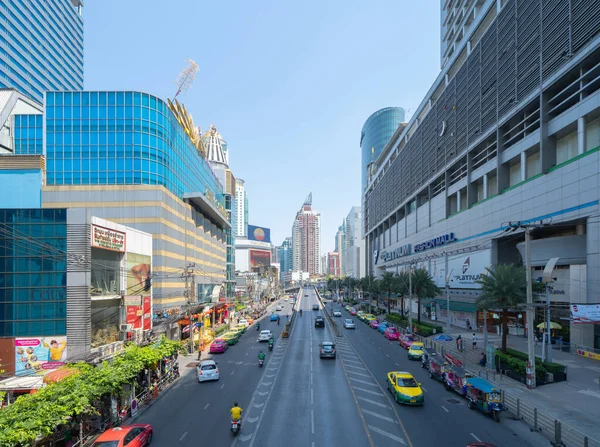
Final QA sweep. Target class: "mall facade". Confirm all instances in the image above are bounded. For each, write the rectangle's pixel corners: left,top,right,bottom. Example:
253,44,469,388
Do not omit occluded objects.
364,0,600,348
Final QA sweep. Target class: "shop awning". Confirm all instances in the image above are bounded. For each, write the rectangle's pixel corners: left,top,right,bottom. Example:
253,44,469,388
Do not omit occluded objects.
432,299,478,313
0,375,44,391
43,367,79,384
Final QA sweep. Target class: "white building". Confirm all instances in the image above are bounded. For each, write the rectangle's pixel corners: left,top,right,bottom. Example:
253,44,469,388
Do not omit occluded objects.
345,206,365,278
235,178,248,237
235,236,272,273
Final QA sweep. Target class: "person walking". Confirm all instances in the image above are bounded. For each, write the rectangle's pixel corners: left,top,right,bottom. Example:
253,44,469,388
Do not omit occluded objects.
456,334,462,352
472,333,478,350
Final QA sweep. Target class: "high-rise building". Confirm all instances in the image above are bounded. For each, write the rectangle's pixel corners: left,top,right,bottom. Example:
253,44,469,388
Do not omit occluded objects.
344,206,365,278
235,178,248,237
278,237,293,284
334,224,346,275
291,193,321,275
360,107,405,192
203,125,236,299
0,0,84,103
327,252,341,277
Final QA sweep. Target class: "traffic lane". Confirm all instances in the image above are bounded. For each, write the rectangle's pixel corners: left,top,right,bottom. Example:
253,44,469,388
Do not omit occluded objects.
137,311,286,446
342,316,539,447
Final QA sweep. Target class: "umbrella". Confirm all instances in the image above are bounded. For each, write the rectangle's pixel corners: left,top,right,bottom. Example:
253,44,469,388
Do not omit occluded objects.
537,322,562,330
432,334,453,341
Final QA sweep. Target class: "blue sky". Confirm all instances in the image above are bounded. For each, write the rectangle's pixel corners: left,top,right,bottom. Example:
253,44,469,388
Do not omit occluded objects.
84,0,440,252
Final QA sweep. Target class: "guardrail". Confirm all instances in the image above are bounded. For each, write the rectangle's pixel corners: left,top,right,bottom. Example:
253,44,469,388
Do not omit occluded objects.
315,288,342,338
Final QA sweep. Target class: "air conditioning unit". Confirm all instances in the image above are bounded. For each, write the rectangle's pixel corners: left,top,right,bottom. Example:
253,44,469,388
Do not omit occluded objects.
120,324,133,332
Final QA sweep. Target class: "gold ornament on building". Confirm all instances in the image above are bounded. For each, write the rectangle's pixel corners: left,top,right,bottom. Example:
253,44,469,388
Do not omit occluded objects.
167,98,206,158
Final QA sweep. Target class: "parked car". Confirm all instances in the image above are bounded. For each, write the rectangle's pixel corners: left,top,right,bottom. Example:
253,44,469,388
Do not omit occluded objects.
92,424,153,447
319,342,336,359
408,342,425,360
238,319,250,328
344,319,355,329
399,334,416,349
258,330,273,341
221,331,240,345
369,319,380,329
384,327,400,341
315,316,325,328
312,304,319,311
209,338,228,353
197,360,219,382
377,322,389,334
233,323,247,334
333,310,342,317
349,308,357,316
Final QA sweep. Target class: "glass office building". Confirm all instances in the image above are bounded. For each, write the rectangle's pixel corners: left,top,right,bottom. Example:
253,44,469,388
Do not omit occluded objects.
0,208,67,338
360,107,405,191
13,114,43,155
0,0,84,103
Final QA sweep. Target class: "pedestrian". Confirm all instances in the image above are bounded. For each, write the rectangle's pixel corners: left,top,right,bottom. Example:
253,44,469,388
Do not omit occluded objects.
197,346,202,361
472,333,477,350
456,334,462,352
479,352,487,366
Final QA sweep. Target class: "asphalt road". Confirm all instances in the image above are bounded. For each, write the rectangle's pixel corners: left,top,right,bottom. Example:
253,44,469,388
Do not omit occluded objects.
133,298,294,446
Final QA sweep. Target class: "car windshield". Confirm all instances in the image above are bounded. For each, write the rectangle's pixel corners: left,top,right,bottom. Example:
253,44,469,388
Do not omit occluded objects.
345,320,353,323
261,331,270,335
411,345,423,351
398,378,418,387
388,328,398,333
322,344,334,351
201,364,216,371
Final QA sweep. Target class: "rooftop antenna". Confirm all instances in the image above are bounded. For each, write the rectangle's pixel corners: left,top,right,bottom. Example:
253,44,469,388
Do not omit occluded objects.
303,192,312,206
173,59,199,100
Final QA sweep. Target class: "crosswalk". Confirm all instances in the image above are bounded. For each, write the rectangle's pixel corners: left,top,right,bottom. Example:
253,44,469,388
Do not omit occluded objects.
334,336,411,447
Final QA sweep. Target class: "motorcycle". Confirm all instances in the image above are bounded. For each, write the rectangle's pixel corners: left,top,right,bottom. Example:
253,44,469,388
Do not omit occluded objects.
268,342,274,351
231,419,241,436
299,309,303,316
258,358,264,367
172,364,180,379
256,323,261,331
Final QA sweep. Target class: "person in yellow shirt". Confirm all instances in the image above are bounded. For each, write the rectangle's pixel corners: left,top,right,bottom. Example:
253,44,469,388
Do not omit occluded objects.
43,339,66,362
230,401,243,422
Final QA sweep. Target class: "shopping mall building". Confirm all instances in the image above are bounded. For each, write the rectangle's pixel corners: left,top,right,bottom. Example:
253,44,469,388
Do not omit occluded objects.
364,0,600,348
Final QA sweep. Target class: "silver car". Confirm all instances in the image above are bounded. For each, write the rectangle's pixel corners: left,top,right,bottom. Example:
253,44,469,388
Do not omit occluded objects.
344,319,355,329
333,310,342,317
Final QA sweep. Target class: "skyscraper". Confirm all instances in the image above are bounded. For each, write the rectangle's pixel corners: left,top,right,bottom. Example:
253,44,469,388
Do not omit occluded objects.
0,0,84,103
344,206,364,278
278,237,293,284
334,224,346,276
235,178,248,237
291,193,321,275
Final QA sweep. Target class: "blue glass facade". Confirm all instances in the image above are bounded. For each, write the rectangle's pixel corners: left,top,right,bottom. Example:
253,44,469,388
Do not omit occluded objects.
0,0,83,103
360,107,405,191
14,114,43,155
45,91,224,204
0,209,67,337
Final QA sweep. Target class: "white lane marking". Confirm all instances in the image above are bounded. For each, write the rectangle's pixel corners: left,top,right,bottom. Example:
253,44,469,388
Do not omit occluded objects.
471,433,482,442
349,377,379,387
265,373,275,378
342,358,363,365
368,425,407,445
253,402,264,408
395,362,400,367
204,403,210,410
257,391,268,396
385,354,390,358
261,381,272,386
231,371,235,375
311,443,315,447
441,405,449,413
179,432,188,441
353,386,384,396
239,434,252,442
343,363,365,371
311,388,314,405
310,373,313,385
356,396,391,409
246,416,259,423
311,410,315,434
362,409,397,423
347,370,372,378
220,384,225,389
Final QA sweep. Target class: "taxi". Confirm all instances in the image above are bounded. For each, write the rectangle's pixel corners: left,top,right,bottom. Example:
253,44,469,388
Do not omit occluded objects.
221,331,240,345
246,317,255,325
386,371,424,405
349,308,357,316
230,327,245,338
356,311,366,321
408,342,425,360
345,305,351,312
363,314,376,324
233,323,247,334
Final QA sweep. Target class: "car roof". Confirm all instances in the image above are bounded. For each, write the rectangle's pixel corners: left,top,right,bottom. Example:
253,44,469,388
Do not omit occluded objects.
410,342,424,347
260,329,271,333
95,425,148,441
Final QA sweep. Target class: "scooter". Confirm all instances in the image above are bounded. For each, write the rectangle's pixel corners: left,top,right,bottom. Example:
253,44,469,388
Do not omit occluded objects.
268,341,274,351
258,358,264,367
256,323,261,331
231,419,241,436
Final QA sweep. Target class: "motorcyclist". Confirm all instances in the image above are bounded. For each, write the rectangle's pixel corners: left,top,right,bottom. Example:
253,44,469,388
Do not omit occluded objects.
299,309,303,316
256,322,260,331
268,338,274,350
258,350,266,361
230,401,243,423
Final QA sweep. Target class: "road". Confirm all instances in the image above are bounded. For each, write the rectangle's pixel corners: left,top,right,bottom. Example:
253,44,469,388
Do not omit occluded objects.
132,288,546,446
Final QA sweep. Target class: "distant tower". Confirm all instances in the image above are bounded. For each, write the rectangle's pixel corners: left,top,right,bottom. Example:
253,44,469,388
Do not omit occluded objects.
291,193,321,275
235,178,248,237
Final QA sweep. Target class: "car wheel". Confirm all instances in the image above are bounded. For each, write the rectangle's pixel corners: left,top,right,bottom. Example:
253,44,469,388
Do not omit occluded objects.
395,392,400,404
429,371,433,379
146,431,153,446
467,399,474,410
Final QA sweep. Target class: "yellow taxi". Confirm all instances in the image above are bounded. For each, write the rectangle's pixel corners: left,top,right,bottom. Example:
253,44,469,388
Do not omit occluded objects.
230,327,245,338
407,342,425,360
233,323,247,334
356,311,365,320
386,371,424,405
221,331,240,345
364,314,376,324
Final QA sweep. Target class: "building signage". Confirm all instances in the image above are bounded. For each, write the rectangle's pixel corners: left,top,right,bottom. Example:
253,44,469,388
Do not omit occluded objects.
447,249,491,289
91,225,126,252
571,304,600,324
15,337,67,376
414,233,456,253
378,244,412,263
124,296,142,307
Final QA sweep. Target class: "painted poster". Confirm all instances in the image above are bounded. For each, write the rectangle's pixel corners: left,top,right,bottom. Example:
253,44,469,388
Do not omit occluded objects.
127,253,151,296
15,337,67,376
571,304,600,324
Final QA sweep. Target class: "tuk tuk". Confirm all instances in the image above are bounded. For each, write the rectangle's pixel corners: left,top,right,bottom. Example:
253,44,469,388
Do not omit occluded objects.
444,365,473,396
428,356,449,382
465,377,503,422
421,347,438,369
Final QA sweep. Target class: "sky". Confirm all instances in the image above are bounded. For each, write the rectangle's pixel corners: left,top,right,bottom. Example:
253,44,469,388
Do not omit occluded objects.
84,0,441,252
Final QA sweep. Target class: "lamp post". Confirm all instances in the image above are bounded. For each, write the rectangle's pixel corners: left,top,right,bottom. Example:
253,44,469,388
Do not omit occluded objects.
408,264,415,333
542,258,559,363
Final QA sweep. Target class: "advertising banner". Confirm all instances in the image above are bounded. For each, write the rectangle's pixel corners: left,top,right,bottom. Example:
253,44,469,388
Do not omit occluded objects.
126,306,143,329
143,296,152,331
250,249,271,268
431,257,447,288
248,225,271,243
15,337,67,376
91,225,126,252
127,253,151,295
570,304,600,324
447,249,491,289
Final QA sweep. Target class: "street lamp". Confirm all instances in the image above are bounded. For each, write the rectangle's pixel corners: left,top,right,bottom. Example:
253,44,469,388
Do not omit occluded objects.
541,257,559,363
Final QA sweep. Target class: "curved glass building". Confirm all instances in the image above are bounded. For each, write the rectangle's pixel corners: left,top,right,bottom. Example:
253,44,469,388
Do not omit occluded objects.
360,107,405,191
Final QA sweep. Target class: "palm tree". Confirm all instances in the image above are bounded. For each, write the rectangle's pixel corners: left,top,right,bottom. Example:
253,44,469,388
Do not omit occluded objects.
411,269,442,324
475,264,527,353
380,272,398,315
395,271,410,316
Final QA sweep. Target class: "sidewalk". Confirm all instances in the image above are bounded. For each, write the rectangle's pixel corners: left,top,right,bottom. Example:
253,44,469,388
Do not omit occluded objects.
414,312,600,443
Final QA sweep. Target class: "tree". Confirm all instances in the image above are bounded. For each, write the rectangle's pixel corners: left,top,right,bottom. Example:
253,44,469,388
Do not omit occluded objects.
379,272,398,315
411,268,442,324
475,264,527,353
395,271,410,315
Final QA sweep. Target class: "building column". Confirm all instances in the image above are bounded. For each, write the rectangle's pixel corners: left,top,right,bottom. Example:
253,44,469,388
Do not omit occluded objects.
483,173,489,199
578,116,587,155
520,151,527,182
456,190,461,212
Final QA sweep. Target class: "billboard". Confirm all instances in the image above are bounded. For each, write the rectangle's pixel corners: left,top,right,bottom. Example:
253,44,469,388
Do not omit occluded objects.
248,225,271,243
250,249,271,268
570,304,600,324
91,225,126,252
447,249,491,289
15,337,67,376
127,253,152,331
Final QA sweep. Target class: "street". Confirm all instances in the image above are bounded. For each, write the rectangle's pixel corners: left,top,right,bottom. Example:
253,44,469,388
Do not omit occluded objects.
133,288,546,446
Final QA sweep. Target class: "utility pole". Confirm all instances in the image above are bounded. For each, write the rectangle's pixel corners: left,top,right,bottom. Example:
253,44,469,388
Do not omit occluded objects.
408,265,413,333
183,263,196,356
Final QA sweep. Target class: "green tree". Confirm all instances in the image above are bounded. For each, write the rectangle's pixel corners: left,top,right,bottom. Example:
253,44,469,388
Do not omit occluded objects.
475,264,527,353
411,268,442,324
380,272,398,315
395,271,410,315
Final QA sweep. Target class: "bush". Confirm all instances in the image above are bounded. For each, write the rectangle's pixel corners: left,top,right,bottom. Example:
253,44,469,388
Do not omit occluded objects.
495,349,547,378
500,347,565,374
234,303,247,311
384,314,441,337
213,325,230,337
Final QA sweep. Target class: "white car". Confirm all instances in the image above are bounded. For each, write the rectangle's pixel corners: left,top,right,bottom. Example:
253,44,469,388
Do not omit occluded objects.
344,319,356,329
258,330,273,342
239,319,250,328
197,360,219,382
284,298,289,302
333,310,342,317
275,305,283,311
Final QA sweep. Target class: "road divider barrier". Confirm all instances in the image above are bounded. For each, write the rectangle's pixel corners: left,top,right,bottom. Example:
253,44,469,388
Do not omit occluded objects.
315,288,342,338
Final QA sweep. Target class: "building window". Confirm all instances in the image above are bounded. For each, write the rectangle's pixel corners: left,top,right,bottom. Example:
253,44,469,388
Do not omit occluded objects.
509,159,521,186
586,117,600,151
90,247,121,296
526,149,541,178
556,130,578,164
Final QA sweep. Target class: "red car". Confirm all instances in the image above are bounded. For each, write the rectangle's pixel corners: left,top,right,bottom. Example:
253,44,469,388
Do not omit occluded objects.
93,424,153,447
349,308,357,316
210,338,228,353
369,319,380,329
398,334,415,349
384,327,400,341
